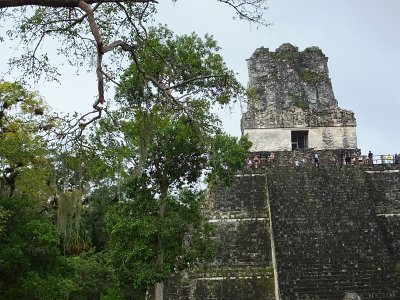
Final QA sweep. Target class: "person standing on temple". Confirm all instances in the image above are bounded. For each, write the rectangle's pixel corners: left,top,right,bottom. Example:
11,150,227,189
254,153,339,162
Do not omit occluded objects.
368,150,373,165
345,153,351,165
314,153,319,166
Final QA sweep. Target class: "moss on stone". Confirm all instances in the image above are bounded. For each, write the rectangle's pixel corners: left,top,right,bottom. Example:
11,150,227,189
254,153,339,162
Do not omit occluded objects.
246,87,260,109
395,261,400,274
303,47,324,56
272,50,302,62
269,68,279,80
301,69,325,85
291,91,309,110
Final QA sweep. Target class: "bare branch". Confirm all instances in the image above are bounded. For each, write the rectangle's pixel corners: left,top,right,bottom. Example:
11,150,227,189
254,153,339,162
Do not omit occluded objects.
116,2,148,38
101,69,121,87
77,1,105,109
0,0,157,9
217,0,269,25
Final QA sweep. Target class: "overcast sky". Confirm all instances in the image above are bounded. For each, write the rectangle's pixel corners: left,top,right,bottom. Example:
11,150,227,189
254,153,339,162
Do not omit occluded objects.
1,0,399,156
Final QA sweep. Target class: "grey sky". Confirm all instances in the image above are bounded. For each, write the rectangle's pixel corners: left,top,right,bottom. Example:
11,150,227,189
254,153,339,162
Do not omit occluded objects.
1,0,399,156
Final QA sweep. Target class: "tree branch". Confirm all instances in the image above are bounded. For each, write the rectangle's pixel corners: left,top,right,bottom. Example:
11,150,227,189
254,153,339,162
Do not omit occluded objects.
77,0,106,109
0,0,157,9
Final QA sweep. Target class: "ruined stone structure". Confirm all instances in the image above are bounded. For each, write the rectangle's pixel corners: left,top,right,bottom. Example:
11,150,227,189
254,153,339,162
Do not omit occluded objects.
163,45,400,299
165,166,400,299
242,44,357,152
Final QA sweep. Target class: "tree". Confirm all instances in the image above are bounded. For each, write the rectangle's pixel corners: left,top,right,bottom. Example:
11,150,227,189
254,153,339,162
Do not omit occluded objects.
0,81,54,199
68,250,120,300
103,112,249,298
0,2,262,297
0,196,73,300
106,186,216,298
88,27,251,299
0,0,268,127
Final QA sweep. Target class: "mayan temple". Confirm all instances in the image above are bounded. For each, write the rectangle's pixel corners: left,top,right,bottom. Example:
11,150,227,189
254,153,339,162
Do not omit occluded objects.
242,43,357,154
164,44,400,300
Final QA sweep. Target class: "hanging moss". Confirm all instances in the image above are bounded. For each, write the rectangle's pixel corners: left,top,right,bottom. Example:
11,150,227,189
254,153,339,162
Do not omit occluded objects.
57,189,84,237
130,111,156,177
57,188,91,255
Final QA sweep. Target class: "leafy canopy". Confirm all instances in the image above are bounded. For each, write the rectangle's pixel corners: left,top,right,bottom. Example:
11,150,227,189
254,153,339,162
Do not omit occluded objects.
0,0,269,126
0,81,53,198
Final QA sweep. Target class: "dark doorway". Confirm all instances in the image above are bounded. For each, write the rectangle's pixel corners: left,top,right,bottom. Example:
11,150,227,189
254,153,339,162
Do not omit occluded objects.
291,131,308,150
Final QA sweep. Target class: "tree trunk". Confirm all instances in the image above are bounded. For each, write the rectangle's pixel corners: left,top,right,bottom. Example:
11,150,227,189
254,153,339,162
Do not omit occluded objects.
149,181,168,300
154,282,163,300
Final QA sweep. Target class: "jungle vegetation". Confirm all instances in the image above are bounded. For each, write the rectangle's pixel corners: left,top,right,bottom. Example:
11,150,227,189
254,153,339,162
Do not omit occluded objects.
0,1,266,299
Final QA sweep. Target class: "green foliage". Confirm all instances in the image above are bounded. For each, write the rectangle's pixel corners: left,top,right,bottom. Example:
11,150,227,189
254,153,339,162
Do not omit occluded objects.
107,189,215,292
0,207,10,238
19,272,73,300
100,288,125,300
102,108,246,292
0,4,273,297
68,251,119,300
116,25,244,108
0,196,73,300
0,26,253,298
246,87,260,109
0,82,52,199
291,91,309,110
82,186,119,252
208,134,252,187
139,110,209,191
303,46,324,55
0,81,47,116
301,69,324,85
272,50,302,61
95,28,252,293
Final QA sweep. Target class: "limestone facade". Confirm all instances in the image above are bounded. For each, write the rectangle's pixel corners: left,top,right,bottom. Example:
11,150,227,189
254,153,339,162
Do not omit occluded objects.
242,43,357,152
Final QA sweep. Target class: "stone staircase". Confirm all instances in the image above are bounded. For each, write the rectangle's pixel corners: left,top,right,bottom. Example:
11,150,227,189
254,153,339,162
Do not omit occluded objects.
267,166,399,299
164,173,276,299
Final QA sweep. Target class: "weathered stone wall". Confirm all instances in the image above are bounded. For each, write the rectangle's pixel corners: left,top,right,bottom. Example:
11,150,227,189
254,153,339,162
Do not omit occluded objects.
241,107,356,129
266,166,400,299
242,44,357,153
366,169,400,263
378,215,400,263
246,44,337,111
366,169,400,214
244,126,357,152
164,165,400,300
163,174,275,300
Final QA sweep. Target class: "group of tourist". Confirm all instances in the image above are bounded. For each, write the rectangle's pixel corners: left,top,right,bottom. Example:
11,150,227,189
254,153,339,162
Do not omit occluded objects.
245,150,400,170
328,151,399,166
368,151,399,165
246,152,275,169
